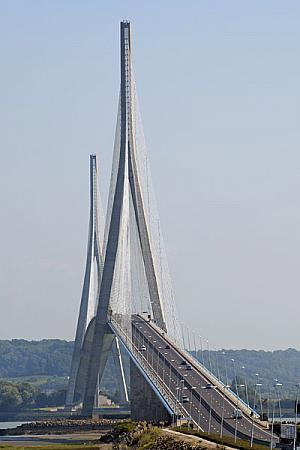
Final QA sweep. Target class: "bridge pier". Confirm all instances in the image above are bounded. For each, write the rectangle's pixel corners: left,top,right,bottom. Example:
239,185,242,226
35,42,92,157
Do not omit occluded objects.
130,361,171,423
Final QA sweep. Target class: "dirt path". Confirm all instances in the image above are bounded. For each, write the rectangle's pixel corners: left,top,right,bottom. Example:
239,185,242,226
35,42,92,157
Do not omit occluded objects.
163,428,238,449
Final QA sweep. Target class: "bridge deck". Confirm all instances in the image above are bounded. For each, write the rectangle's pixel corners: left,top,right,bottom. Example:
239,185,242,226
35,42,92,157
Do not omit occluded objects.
131,315,276,445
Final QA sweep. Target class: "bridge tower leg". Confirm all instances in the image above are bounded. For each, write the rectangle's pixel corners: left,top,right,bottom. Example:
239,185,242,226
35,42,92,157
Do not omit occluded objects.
65,154,128,411
65,154,103,409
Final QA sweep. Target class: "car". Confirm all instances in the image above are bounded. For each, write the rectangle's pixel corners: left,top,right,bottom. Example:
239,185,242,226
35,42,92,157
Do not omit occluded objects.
232,408,243,419
181,360,187,365
182,395,189,403
140,345,146,351
165,344,170,349
186,365,192,371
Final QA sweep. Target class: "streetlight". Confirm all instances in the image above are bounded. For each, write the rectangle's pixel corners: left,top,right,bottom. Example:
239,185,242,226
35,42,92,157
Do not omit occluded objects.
199,335,204,366
241,366,249,406
293,383,300,450
188,386,196,430
174,386,180,427
253,374,260,411
222,351,229,386
197,385,203,432
274,380,283,425
250,384,262,448
207,340,212,373
187,326,192,352
193,331,197,359
181,322,186,350
270,382,283,450
270,389,276,450
220,384,230,439
255,374,263,418
201,384,217,434
215,349,221,381
179,379,185,430
231,358,239,397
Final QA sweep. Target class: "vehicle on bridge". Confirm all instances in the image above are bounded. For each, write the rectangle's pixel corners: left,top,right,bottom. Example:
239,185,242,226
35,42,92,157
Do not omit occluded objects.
233,408,243,419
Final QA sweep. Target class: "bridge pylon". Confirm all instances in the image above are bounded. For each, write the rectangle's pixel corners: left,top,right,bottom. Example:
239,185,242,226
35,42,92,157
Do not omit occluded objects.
65,154,128,410
81,20,170,416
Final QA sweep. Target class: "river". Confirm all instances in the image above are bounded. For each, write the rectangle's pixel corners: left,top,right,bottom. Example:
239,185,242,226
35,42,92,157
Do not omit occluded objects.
0,421,29,430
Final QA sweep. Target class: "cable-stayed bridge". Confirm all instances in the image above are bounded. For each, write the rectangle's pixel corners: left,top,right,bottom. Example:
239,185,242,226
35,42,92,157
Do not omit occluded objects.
66,21,276,446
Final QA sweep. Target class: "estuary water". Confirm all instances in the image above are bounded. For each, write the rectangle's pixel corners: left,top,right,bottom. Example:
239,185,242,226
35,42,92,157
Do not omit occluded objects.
0,421,29,429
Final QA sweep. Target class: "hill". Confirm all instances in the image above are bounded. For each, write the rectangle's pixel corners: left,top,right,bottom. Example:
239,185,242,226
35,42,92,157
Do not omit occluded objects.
0,339,299,399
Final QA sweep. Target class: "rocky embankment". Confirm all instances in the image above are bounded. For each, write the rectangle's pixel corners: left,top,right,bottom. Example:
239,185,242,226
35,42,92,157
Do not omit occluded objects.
100,422,203,449
0,418,116,436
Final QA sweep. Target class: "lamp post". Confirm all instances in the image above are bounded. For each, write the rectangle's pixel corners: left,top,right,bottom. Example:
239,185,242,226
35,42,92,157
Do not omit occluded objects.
197,386,203,432
188,386,196,430
293,383,300,450
231,358,239,397
181,322,186,350
250,384,261,448
179,379,185,430
222,351,229,386
175,385,181,427
241,366,249,406
193,331,197,359
270,390,275,450
187,326,192,353
274,380,283,425
207,340,212,373
199,335,204,366
201,384,217,435
215,349,221,381
220,384,230,439
253,374,259,410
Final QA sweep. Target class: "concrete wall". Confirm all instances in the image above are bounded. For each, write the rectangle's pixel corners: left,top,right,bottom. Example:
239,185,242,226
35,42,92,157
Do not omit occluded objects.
130,360,171,423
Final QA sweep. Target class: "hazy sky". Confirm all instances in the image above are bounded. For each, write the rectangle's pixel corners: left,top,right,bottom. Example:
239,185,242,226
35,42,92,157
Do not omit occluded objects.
0,1,299,350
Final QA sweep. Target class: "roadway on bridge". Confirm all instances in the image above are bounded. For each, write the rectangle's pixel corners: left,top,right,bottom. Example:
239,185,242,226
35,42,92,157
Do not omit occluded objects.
132,315,275,445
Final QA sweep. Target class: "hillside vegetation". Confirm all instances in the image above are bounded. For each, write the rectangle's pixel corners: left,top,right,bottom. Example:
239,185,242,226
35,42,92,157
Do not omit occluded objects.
0,339,299,399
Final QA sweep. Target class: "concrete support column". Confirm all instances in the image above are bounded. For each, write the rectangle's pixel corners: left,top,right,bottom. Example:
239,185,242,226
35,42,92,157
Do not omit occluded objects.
130,360,171,423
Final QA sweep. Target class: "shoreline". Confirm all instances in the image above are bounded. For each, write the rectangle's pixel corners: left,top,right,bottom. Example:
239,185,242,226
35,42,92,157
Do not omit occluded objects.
0,418,115,437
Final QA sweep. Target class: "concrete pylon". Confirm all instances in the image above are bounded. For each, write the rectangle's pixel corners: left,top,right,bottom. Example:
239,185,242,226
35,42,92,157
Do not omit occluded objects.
82,21,167,417
65,155,102,408
66,155,128,409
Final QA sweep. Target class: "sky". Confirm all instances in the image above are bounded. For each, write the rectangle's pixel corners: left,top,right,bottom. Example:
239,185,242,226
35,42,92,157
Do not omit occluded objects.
0,1,299,350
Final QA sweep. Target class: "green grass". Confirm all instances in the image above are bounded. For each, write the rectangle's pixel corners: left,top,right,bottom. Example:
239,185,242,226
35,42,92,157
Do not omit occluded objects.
135,429,160,449
173,426,269,450
113,420,136,434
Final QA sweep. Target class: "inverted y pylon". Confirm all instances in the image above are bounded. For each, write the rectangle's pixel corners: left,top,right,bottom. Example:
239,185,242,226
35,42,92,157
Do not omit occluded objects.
82,21,167,416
